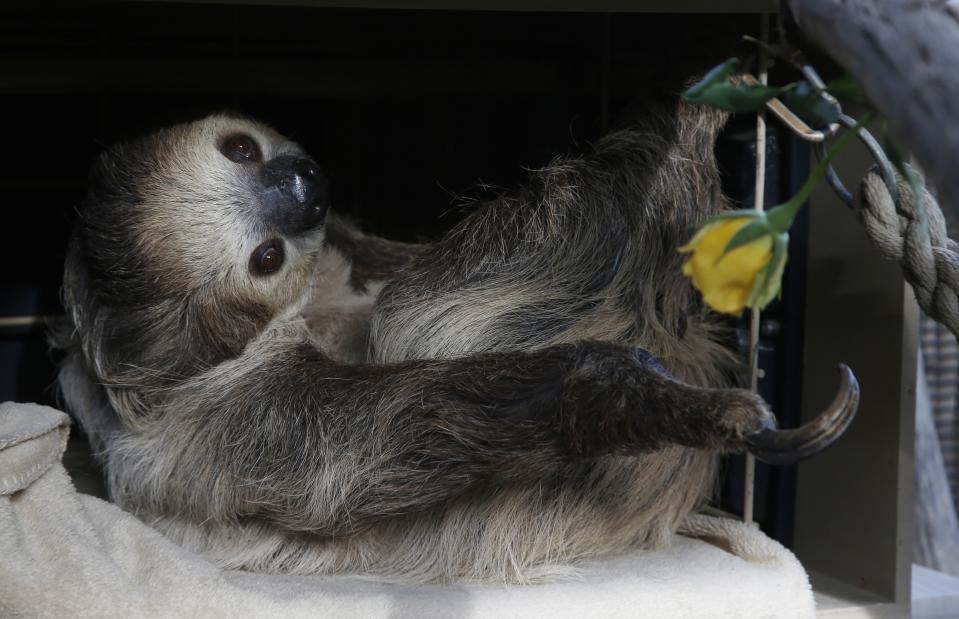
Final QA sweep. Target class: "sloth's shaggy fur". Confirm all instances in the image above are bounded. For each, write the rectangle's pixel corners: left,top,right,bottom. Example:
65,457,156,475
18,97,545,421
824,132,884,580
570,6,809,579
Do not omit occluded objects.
55,99,771,583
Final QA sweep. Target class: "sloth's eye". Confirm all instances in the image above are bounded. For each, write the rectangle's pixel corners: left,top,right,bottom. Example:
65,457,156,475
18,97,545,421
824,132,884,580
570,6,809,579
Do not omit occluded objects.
221,134,261,163
250,239,285,276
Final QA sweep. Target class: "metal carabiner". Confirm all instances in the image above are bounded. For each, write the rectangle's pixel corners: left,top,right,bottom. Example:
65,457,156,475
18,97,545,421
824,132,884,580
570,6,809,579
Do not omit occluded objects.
743,64,900,209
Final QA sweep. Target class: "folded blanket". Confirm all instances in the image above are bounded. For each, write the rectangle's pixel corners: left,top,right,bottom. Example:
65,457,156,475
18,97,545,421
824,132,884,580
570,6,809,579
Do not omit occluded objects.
0,401,815,618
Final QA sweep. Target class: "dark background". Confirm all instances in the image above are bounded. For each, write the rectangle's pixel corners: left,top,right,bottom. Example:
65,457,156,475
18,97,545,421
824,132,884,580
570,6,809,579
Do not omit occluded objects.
0,3,807,546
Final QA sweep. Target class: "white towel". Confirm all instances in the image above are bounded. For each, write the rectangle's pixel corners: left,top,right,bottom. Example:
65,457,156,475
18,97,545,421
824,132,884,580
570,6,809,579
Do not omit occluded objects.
0,401,815,618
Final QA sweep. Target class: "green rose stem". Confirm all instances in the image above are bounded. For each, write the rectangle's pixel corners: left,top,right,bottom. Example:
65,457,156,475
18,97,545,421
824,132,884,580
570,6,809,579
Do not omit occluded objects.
765,113,874,233
706,114,873,260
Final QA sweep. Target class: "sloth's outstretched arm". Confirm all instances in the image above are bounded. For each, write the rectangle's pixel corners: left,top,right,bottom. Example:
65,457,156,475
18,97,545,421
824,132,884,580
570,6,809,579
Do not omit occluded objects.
119,320,768,535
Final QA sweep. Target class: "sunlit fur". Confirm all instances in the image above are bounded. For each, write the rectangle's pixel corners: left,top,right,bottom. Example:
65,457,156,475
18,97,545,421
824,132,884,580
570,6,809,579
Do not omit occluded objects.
56,101,770,584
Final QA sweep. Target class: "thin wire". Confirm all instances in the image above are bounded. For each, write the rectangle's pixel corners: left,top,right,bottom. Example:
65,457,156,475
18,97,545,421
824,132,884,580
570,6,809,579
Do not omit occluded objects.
744,12,770,526
0,315,54,328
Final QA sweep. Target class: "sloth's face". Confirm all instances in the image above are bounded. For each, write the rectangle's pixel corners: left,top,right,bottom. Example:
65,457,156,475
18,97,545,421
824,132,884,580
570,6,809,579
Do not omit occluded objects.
214,129,329,278
82,113,330,314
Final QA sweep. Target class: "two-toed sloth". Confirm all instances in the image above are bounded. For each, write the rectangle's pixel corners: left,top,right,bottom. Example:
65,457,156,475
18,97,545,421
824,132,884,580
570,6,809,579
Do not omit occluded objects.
56,99,776,583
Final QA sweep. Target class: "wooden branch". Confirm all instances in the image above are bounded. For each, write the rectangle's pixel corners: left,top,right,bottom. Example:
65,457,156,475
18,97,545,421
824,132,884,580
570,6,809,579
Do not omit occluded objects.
786,0,959,213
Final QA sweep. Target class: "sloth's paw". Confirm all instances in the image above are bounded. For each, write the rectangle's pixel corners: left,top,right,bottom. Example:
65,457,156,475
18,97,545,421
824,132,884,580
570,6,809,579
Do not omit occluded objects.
715,390,776,450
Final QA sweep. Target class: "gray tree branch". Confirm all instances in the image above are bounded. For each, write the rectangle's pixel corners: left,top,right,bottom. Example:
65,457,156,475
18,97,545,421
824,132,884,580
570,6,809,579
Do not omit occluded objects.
786,0,959,213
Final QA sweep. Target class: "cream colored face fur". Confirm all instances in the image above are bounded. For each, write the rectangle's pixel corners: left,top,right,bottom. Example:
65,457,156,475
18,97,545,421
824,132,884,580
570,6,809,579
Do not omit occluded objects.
132,115,324,312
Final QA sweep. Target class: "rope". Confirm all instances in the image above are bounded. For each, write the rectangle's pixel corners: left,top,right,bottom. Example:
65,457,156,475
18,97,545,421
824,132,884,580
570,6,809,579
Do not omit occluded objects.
859,167,959,339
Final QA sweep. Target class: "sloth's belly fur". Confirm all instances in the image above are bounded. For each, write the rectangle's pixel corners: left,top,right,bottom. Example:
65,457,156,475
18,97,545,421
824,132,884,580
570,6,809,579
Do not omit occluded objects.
147,448,714,583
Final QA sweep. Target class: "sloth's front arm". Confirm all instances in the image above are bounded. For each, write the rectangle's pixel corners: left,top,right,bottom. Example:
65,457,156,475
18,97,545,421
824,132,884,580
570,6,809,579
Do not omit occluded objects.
112,318,771,536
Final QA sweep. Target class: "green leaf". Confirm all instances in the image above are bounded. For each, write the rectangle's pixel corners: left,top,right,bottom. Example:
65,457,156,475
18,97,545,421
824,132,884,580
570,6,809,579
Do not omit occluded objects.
824,74,867,104
683,57,797,114
747,233,789,310
885,140,928,238
763,114,874,235
683,58,740,99
784,80,840,128
720,219,772,257
684,82,795,114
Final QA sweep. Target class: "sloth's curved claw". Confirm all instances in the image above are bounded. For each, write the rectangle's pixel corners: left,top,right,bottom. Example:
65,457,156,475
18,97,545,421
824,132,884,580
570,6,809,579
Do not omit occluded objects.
745,364,860,466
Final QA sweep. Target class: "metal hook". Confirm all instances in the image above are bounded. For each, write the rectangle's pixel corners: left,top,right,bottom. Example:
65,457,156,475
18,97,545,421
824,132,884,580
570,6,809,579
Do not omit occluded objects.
798,63,828,92
790,64,898,207
743,63,901,209
815,113,899,208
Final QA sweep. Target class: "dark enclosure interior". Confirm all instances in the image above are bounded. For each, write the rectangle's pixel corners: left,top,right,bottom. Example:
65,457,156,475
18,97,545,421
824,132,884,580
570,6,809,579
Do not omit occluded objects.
0,3,809,546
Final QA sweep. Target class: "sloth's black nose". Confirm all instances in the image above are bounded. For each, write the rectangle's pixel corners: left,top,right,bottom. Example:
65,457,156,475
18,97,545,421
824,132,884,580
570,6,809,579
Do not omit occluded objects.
258,155,330,234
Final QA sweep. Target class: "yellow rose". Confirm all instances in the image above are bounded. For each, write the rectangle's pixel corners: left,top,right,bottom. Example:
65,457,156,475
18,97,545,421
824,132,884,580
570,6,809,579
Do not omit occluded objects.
679,217,784,316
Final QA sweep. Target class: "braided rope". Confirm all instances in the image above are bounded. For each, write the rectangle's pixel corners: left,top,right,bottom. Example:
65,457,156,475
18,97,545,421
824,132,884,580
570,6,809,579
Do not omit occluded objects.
859,168,959,338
